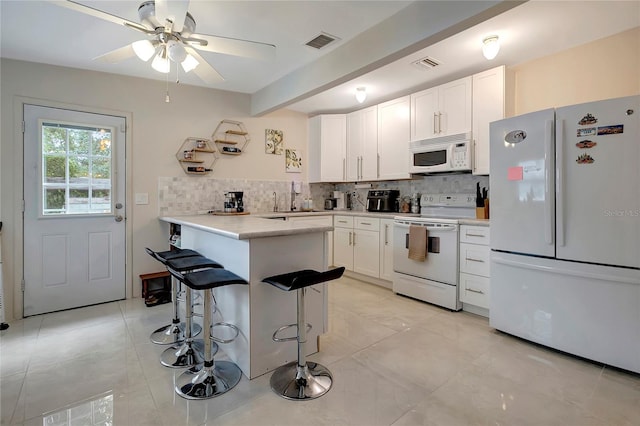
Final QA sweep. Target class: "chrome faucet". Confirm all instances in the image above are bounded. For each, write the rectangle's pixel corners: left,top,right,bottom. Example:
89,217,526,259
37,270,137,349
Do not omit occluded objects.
290,181,296,211
273,192,278,212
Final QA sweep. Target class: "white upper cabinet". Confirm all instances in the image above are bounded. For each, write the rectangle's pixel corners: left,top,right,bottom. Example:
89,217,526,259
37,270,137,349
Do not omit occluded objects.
347,105,378,181
411,76,472,141
377,96,411,180
472,65,506,175
308,114,347,183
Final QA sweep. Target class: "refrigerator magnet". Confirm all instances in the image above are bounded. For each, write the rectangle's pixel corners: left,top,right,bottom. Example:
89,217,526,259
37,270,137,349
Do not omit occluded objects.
578,113,598,125
507,166,524,181
576,140,596,149
576,153,595,164
577,127,597,137
597,125,624,135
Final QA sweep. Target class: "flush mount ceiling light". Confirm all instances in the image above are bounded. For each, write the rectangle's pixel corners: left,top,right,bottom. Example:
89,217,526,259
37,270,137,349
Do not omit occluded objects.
355,87,367,104
482,35,500,60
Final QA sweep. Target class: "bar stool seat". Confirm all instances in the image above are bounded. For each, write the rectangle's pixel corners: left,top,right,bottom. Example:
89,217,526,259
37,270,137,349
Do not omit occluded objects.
170,267,248,400
160,255,223,369
262,267,345,401
146,247,202,345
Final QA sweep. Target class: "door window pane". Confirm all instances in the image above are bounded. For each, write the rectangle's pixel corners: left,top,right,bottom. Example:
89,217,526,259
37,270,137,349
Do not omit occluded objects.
41,122,114,216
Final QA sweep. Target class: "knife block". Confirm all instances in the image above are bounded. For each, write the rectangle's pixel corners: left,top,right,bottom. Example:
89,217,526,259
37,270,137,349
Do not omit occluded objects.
476,199,489,219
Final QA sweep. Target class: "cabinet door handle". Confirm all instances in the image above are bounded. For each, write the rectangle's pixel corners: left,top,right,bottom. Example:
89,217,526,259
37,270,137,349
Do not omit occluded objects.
433,112,438,135
338,220,348,224
360,222,372,226
473,139,477,172
352,232,356,246
466,257,484,263
466,233,485,238
377,153,380,178
348,231,352,246
466,288,485,295
438,112,443,134
359,156,362,180
343,158,346,180
384,224,389,245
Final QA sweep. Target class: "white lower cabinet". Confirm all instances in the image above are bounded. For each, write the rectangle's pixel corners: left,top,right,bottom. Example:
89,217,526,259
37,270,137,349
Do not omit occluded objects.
459,225,491,313
333,215,380,278
379,219,394,281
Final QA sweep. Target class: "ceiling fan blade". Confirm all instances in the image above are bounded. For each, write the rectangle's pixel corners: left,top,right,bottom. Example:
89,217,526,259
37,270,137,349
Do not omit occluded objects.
49,0,152,34
186,33,276,61
93,44,137,64
155,0,190,33
184,46,224,84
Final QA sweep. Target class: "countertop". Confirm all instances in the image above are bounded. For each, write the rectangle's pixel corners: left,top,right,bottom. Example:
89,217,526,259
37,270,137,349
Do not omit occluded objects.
458,218,490,226
160,214,332,240
255,210,420,219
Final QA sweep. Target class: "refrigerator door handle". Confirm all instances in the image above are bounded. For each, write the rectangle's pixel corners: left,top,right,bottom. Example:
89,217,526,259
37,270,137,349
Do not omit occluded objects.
544,119,554,246
556,119,565,247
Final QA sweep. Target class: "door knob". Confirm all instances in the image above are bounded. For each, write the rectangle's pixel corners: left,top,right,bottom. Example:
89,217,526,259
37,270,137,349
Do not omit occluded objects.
115,203,123,209
115,215,123,222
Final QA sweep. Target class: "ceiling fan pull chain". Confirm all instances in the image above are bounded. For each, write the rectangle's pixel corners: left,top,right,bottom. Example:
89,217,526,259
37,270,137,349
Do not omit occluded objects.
165,65,171,103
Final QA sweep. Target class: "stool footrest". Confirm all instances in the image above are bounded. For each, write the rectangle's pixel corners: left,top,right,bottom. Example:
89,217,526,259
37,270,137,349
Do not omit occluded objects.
211,322,240,344
272,323,312,342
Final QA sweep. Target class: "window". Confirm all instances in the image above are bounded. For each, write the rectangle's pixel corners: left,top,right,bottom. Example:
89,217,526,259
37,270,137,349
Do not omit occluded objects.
41,121,113,215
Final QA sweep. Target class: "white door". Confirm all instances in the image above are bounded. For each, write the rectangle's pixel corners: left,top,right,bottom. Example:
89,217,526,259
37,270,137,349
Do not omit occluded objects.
353,229,380,277
23,104,126,316
378,96,411,180
346,110,363,181
361,105,379,181
555,95,640,268
379,219,394,281
489,108,556,258
438,76,472,136
411,87,438,140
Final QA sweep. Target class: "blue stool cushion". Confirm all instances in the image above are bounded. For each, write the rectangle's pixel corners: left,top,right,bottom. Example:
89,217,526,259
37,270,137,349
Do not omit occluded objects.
183,269,248,290
262,267,345,292
165,255,222,272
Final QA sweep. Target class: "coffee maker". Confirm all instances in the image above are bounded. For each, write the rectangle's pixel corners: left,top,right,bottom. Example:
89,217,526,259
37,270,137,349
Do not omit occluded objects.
224,191,244,213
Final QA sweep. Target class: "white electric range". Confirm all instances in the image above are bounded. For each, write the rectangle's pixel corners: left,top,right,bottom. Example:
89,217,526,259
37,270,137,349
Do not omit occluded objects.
392,193,477,310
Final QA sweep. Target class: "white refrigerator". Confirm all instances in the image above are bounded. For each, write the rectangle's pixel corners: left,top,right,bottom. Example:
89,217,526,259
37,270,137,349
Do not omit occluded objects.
489,95,640,373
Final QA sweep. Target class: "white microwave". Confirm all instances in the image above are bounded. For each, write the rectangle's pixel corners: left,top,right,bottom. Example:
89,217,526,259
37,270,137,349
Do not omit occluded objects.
409,137,472,174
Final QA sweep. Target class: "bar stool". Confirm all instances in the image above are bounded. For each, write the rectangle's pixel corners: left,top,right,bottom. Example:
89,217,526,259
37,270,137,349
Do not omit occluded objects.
161,255,223,369
168,266,247,400
262,267,345,400
146,247,203,345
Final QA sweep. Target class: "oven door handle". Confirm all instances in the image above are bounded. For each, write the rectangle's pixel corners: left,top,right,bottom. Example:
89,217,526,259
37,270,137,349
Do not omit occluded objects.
394,222,457,232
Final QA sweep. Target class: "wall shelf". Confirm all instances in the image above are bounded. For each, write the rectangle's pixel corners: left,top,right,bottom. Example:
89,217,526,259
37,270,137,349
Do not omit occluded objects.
212,120,250,155
175,137,218,175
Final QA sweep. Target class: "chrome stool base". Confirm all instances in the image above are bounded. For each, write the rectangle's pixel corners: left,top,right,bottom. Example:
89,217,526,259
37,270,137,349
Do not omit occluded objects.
160,339,216,368
270,361,332,400
150,322,202,345
175,361,242,400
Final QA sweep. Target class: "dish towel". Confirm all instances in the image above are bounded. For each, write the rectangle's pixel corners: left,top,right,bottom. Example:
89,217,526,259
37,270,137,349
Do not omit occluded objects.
408,225,428,261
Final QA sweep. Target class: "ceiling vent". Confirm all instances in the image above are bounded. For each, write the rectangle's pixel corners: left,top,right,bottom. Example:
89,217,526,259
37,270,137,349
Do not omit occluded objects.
305,32,340,50
412,56,441,70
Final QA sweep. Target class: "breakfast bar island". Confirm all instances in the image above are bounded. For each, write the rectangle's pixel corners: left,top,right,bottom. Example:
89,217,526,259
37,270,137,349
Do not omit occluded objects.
159,215,333,379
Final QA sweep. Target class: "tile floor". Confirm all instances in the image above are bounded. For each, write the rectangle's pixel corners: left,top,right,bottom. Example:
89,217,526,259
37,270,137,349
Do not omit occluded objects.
1,276,639,425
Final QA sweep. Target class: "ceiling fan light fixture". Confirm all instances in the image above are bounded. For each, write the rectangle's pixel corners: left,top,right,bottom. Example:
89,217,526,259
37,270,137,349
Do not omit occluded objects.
166,39,187,63
151,46,170,73
482,35,500,60
181,54,199,73
132,40,156,61
355,86,367,104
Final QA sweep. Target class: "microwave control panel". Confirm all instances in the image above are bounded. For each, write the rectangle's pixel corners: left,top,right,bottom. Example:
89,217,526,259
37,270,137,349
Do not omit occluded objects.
452,142,470,169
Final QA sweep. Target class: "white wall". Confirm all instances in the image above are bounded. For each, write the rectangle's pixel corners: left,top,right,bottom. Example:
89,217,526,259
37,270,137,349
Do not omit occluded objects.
0,59,308,320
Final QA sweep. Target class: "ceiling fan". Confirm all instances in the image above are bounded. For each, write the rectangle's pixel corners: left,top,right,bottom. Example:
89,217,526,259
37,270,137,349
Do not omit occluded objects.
52,0,276,84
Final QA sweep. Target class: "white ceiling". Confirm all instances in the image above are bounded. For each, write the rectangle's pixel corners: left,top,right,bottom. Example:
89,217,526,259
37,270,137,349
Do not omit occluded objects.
1,1,639,116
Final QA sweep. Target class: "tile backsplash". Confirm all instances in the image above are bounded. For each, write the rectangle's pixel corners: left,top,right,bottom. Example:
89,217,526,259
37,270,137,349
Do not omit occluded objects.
158,177,332,216
158,174,488,216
